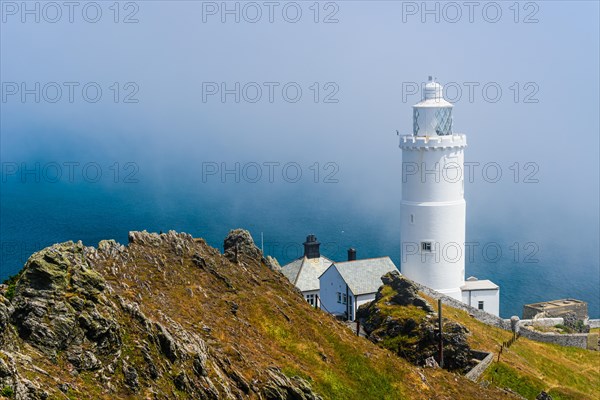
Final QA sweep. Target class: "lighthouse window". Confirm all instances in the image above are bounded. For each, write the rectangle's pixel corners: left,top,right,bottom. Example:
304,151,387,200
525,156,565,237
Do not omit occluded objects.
435,108,452,136
413,109,420,135
421,241,432,252
410,214,414,224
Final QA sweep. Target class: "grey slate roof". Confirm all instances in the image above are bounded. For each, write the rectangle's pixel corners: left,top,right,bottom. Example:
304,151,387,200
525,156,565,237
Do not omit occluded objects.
281,256,334,292
324,257,398,296
280,258,304,284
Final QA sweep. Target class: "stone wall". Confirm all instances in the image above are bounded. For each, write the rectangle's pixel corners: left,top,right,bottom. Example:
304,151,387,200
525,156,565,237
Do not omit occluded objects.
518,328,590,349
589,319,600,329
587,333,599,351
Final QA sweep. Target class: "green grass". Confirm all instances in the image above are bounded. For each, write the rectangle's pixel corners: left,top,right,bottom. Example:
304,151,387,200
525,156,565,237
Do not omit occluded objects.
381,333,420,354
485,363,542,399
368,286,428,322
260,305,410,399
485,360,598,400
315,331,403,400
2,271,23,301
0,386,14,398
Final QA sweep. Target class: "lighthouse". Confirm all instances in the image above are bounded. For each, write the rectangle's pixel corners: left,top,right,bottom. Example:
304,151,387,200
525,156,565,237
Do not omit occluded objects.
399,77,500,315
399,77,467,301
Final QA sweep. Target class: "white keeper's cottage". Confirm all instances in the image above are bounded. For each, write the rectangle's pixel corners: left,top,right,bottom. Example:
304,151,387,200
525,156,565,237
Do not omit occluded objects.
281,237,399,321
318,255,398,321
280,235,334,308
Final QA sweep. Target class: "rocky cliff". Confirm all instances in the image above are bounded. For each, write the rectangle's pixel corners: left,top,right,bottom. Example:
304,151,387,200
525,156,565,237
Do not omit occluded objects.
0,230,321,399
0,229,519,400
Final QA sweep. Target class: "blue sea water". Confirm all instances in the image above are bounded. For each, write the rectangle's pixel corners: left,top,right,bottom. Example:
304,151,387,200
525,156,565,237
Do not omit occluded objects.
1,177,598,319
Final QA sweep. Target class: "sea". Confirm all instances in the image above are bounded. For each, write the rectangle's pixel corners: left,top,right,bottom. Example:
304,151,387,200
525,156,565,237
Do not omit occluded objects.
1,177,598,320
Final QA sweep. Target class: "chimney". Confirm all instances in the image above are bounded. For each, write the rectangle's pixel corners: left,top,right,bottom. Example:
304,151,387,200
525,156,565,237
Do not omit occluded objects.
303,234,320,259
347,248,356,261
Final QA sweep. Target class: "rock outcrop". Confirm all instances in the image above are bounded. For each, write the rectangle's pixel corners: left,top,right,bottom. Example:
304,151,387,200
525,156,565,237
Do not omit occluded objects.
536,391,553,400
0,230,321,399
357,271,474,372
223,229,281,273
223,229,263,263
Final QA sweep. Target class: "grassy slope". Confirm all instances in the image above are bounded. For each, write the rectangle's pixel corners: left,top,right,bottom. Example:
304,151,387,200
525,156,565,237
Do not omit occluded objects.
43,237,518,400
106,239,512,400
421,294,600,400
5,235,594,399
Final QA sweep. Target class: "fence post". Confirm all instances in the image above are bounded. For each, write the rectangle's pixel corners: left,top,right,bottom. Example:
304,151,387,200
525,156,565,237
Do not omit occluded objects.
438,299,444,368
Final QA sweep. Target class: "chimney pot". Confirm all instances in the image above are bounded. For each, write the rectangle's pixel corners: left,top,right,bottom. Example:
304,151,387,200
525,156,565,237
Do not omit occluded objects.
347,248,357,261
303,234,321,259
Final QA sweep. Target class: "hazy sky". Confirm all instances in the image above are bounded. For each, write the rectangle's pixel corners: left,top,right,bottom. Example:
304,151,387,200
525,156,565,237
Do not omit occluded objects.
1,1,599,282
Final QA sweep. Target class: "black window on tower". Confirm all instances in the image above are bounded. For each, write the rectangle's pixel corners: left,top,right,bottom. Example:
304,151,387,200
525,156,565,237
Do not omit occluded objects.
421,241,432,252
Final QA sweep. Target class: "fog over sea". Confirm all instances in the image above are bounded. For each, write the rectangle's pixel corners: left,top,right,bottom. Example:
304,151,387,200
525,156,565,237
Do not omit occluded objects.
1,2,598,319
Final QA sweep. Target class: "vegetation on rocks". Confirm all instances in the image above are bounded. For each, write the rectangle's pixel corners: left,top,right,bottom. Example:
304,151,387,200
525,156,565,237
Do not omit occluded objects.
357,271,474,372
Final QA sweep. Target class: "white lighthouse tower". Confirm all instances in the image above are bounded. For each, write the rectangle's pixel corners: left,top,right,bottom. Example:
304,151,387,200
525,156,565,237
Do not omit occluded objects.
399,77,466,300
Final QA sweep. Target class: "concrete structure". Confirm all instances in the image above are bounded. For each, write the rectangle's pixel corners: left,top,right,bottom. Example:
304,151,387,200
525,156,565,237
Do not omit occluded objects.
523,299,588,320
399,77,500,315
280,235,334,308
319,256,398,321
461,277,500,316
465,351,494,382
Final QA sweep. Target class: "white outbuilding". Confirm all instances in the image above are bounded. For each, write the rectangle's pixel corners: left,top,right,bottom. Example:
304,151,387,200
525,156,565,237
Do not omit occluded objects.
461,277,500,316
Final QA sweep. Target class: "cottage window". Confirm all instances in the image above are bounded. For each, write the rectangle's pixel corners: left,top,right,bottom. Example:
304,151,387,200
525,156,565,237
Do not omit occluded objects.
337,292,342,303
478,301,484,310
306,294,315,306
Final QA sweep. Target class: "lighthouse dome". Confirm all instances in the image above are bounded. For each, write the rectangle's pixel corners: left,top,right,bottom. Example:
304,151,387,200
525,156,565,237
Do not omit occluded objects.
423,76,443,100
412,76,453,136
